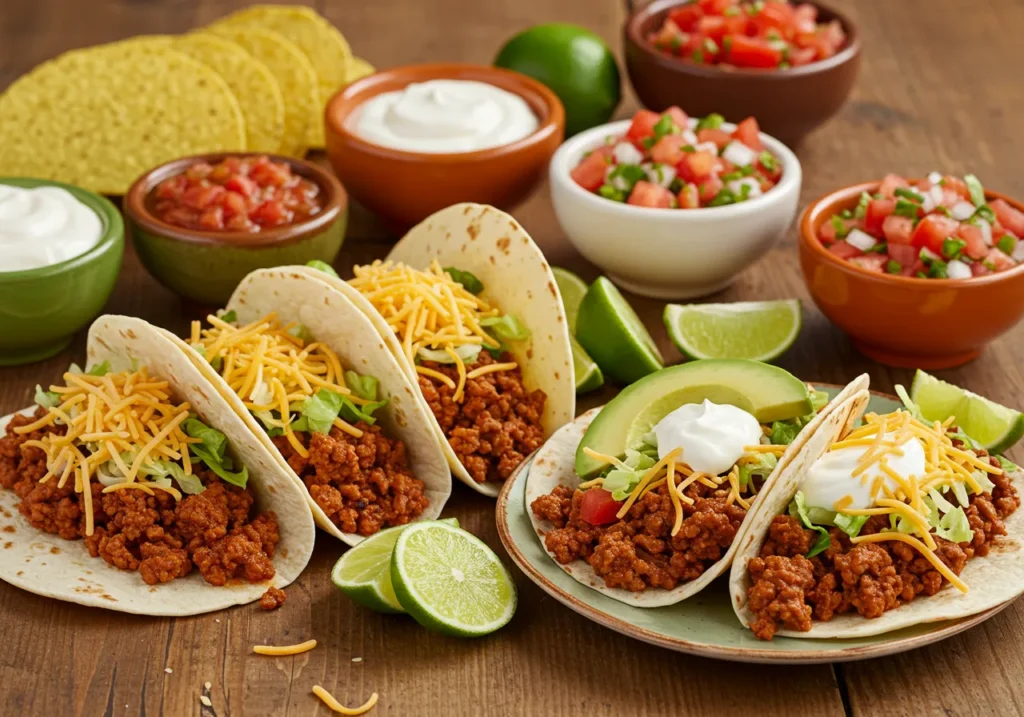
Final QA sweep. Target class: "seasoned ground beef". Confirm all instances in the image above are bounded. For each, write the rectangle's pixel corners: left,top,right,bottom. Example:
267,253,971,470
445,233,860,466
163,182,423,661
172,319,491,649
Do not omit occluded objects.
273,421,428,536
747,456,1020,640
531,479,748,591
419,351,546,483
259,586,287,610
0,409,279,587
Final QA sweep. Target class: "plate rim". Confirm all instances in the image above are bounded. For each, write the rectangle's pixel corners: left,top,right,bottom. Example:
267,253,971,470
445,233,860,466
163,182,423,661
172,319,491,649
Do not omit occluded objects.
496,383,1015,664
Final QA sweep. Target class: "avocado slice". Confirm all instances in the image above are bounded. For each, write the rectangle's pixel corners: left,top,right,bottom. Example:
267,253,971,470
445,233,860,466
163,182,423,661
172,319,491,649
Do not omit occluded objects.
575,359,813,478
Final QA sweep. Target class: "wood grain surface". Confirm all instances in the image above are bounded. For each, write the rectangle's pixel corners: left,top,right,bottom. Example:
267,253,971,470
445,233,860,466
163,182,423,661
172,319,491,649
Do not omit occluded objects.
2,0,1023,715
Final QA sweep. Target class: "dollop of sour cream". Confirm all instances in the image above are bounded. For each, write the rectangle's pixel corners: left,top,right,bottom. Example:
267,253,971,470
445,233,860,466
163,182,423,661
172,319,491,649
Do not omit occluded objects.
654,399,763,476
350,80,539,153
801,433,927,511
0,185,102,272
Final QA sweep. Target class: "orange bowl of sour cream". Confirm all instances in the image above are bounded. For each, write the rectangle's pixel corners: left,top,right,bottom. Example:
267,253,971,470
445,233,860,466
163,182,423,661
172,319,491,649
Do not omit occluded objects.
325,63,565,232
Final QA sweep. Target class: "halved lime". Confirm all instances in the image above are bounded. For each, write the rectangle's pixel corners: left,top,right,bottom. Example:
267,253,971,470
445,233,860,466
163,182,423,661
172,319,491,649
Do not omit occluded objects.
576,277,663,385
331,518,458,614
552,267,605,393
390,522,517,637
911,370,1024,453
663,300,801,362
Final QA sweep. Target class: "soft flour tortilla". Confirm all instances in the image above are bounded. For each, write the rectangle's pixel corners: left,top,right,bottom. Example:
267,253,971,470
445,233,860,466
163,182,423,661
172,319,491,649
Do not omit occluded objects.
0,315,315,616
161,267,452,547
296,203,576,498
729,389,1024,638
524,376,869,607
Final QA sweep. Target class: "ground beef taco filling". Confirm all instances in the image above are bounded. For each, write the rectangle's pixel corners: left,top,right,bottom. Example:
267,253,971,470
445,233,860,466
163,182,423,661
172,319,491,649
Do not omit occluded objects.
419,351,547,483
0,409,280,588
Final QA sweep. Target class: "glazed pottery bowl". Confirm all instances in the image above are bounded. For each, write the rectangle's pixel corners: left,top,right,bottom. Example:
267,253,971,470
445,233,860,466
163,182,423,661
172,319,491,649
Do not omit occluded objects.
324,63,565,232
0,177,124,366
125,153,347,306
549,119,801,299
623,0,861,144
800,182,1024,369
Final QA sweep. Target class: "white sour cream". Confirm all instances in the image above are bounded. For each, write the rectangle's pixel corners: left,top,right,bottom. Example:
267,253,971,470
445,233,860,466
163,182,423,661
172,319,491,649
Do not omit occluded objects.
801,433,927,511
350,80,539,153
0,185,102,272
654,399,763,476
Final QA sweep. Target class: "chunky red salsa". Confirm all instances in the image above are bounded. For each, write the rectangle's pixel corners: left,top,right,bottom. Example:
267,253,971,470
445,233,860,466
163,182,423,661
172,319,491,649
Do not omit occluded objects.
819,173,1024,279
649,0,846,69
151,155,323,232
570,108,781,209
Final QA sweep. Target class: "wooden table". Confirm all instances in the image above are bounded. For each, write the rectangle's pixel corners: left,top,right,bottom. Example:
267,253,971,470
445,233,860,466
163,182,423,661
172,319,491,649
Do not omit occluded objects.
3,0,1024,715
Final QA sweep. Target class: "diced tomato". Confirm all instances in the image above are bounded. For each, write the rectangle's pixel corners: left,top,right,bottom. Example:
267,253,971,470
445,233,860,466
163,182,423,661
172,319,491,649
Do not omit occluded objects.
991,199,1024,237
570,151,610,191
668,3,704,30
971,261,992,277
793,3,818,33
224,175,257,198
878,174,911,199
626,110,662,144
789,47,817,66
954,222,989,260
650,135,687,165
677,150,717,182
751,1,796,40
650,19,686,50
983,247,1016,272
579,488,623,526
698,0,735,13
725,35,783,68
221,190,247,217
888,243,919,267
250,200,291,226
181,184,226,210
678,183,701,209
940,176,970,201
732,117,763,151
696,128,733,149
882,215,915,245
901,259,929,277
863,199,895,235
664,106,690,131
827,241,863,260
699,15,729,40
819,218,844,244
248,159,290,187
911,214,961,254
821,20,845,50
627,181,674,208
197,207,224,230
849,254,887,273
698,175,724,203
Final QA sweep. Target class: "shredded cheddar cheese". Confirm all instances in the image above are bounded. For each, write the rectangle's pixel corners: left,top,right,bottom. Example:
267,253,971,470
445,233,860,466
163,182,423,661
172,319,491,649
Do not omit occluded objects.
252,639,318,656
311,685,378,715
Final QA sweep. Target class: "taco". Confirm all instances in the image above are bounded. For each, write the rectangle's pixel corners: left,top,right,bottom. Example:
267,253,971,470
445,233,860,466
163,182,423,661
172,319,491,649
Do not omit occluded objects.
523,362,867,607
0,316,315,615
729,383,1024,640
299,203,576,498
161,267,452,546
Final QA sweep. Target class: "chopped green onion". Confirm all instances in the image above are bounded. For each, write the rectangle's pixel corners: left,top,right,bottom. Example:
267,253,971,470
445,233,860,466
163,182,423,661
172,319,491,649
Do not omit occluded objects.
724,5,740,15
703,38,719,55
668,177,684,194
894,187,924,203
973,205,996,224
853,192,871,219
894,199,920,219
758,151,777,172
886,260,902,274
964,174,986,207
942,236,967,260
669,36,683,51
640,136,656,150
598,184,626,202
723,36,733,54
928,260,949,279
443,267,484,294
830,215,850,239
997,235,1018,255
709,188,737,207
692,49,704,63
695,113,725,132
652,114,675,140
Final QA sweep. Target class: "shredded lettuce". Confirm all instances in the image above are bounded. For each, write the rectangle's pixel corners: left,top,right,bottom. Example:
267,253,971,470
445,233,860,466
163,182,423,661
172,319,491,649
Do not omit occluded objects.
894,384,924,421
972,469,996,495
344,370,378,401
480,314,531,343
417,344,481,364
288,323,314,343
182,417,248,488
998,455,1021,473
833,513,869,538
443,267,483,294
305,259,340,278
297,390,345,434
789,491,831,557
769,420,803,445
739,452,777,489
217,309,237,324
34,385,60,408
602,469,641,501
339,396,388,426
141,459,205,495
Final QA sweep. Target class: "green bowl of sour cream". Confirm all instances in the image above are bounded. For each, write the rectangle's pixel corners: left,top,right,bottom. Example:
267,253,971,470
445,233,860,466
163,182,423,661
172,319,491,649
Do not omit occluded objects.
0,178,125,366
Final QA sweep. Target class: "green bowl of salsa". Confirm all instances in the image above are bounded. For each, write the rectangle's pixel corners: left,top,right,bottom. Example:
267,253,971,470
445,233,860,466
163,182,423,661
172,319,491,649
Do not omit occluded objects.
124,153,347,305
0,177,124,366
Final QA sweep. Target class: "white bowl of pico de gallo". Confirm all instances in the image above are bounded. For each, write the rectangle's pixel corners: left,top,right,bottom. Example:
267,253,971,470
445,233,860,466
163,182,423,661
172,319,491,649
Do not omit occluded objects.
549,107,801,299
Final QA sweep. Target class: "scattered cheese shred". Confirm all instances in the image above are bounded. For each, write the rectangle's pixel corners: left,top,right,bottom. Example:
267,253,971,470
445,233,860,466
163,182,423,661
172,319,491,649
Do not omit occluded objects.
311,686,378,715
252,639,318,656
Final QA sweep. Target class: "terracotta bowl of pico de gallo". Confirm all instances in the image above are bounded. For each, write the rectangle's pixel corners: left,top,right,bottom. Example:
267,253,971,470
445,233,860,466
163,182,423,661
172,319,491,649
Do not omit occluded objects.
324,63,565,232
800,173,1024,369
624,0,861,144
549,107,801,299
124,153,347,305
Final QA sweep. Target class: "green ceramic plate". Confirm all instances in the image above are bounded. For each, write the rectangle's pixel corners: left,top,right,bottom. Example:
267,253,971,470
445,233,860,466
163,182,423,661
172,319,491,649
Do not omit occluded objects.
496,385,1013,664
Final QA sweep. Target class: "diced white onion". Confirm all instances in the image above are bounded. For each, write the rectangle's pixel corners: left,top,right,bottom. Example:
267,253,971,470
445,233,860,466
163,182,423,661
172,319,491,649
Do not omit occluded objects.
721,141,757,168
928,171,943,185
846,228,878,252
978,219,993,246
613,142,644,165
951,201,975,220
694,141,720,155
643,163,677,189
920,190,937,213
1012,242,1024,262
946,259,972,279
727,177,762,199
681,129,698,145
929,185,944,206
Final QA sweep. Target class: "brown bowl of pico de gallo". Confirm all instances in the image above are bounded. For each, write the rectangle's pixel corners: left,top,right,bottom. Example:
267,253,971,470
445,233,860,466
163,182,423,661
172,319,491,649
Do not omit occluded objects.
800,173,1024,369
624,0,860,144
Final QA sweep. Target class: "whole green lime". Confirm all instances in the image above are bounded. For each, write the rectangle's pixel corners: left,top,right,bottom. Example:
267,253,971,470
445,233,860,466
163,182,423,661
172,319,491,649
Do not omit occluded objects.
494,24,621,137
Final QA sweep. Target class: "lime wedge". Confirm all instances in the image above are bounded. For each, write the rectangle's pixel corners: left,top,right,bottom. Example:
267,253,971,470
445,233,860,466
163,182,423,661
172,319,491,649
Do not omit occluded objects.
553,266,605,393
576,277,663,384
911,370,1024,453
390,521,517,637
331,517,458,614
571,336,604,394
663,300,801,362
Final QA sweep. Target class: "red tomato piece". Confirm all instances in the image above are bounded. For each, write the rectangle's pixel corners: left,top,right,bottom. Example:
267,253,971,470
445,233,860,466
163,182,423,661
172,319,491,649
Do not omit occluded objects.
819,218,843,244
971,261,992,277
579,488,623,526
678,183,701,209
789,47,818,66
888,243,919,268
725,35,783,68
696,128,733,149
864,199,895,235
198,207,224,230
668,4,704,30
941,176,970,201
651,18,686,49
699,15,729,40
225,175,257,198
698,175,724,203
793,3,818,33
627,181,675,208
677,150,717,182
849,254,888,273
664,106,690,131
882,215,915,245
984,247,1016,272
626,110,662,144
911,214,960,254
250,200,291,226
570,152,610,192
878,174,911,198
991,199,1024,237
827,240,863,260
650,135,688,165
751,1,796,39
954,223,989,260
698,0,735,12
182,184,226,210
733,117,763,151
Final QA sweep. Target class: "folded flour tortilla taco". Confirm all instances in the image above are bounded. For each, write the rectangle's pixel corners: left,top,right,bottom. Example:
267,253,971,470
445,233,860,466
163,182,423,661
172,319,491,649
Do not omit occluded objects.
161,267,452,546
524,361,868,607
298,203,575,498
729,383,1024,639
0,316,315,615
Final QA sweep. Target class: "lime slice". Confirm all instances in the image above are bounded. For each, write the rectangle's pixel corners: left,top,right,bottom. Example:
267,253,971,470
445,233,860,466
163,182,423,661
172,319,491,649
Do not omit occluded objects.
331,517,458,614
911,370,1024,453
390,521,517,637
576,277,663,385
663,300,801,362
552,267,604,393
